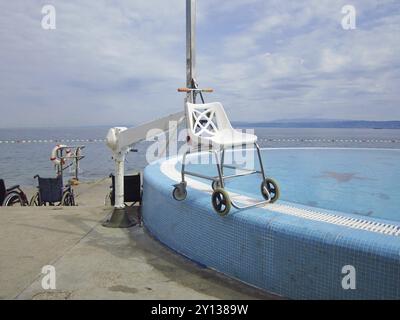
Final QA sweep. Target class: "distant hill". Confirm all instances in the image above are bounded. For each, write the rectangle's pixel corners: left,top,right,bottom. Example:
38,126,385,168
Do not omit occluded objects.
232,120,400,129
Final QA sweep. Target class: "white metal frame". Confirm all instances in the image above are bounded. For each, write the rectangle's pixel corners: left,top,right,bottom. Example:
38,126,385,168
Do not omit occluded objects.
174,93,273,210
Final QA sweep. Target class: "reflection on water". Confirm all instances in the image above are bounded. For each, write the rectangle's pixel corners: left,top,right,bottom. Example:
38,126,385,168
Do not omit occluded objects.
353,210,374,217
317,171,370,183
378,193,390,200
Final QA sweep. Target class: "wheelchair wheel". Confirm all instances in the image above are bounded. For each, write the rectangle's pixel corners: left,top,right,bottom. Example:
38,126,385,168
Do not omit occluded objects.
61,191,75,206
104,192,112,206
29,192,41,206
261,178,280,203
211,180,222,191
211,188,231,216
3,192,23,206
172,186,187,201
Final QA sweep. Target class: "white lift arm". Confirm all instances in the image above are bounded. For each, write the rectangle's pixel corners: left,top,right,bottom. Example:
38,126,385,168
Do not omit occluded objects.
105,111,185,209
106,111,185,153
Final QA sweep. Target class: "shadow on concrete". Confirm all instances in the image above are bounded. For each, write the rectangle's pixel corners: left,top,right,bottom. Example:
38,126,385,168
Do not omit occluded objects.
54,206,280,299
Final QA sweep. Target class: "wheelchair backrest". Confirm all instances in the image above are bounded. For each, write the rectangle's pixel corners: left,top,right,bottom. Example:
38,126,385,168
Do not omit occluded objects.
38,176,63,203
110,173,141,203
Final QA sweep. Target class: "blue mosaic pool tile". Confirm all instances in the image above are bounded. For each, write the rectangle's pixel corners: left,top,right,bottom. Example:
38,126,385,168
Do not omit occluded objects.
142,161,400,299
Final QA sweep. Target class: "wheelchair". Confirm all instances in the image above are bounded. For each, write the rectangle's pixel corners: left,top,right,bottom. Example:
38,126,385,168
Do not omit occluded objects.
30,175,76,206
105,173,142,207
0,179,29,206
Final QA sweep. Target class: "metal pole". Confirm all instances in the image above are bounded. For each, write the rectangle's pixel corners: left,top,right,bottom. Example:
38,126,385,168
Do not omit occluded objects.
75,148,79,181
114,153,125,210
102,150,135,228
58,148,63,178
186,0,196,103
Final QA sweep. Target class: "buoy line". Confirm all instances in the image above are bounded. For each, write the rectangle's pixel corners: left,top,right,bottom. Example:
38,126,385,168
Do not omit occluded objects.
0,137,399,144
258,138,400,144
0,138,107,144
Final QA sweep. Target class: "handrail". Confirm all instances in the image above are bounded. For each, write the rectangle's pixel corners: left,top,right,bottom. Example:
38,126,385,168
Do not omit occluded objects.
177,88,214,93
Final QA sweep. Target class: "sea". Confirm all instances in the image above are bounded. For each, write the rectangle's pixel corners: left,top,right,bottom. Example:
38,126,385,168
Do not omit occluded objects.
0,126,399,186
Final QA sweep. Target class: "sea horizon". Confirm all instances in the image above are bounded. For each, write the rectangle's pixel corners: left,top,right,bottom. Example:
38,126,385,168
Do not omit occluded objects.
1,126,400,186
1,119,400,131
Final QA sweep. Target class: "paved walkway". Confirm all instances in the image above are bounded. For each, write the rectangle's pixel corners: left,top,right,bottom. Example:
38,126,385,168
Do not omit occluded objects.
0,180,277,300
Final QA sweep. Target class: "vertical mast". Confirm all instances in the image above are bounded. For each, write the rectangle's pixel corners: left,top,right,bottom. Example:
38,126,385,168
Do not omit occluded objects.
186,0,196,102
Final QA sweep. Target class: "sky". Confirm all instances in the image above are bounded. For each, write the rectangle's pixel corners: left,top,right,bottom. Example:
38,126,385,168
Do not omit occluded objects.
0,0,399,128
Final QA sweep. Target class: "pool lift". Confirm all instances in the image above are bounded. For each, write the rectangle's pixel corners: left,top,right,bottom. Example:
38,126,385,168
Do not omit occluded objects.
105,112,184,228
172,0,280,215
105,0,279,227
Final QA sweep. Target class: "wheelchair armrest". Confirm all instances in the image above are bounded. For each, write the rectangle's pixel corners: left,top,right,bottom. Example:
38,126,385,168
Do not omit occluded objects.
6,185,20,192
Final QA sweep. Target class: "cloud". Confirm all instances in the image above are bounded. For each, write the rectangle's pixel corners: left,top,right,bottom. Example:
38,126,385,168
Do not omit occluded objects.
0,0,399,128
0,0,186,127
198,0,400,121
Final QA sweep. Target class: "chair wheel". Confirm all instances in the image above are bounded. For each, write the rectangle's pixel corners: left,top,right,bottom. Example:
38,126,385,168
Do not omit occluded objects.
211,188,231,216
61,190,75,206
261,178,280,203
29,192,41,206
173,186,187,201
211,180,222,191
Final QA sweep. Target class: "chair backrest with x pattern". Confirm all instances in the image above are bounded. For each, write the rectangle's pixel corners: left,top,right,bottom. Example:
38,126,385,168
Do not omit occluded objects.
186,102,232,139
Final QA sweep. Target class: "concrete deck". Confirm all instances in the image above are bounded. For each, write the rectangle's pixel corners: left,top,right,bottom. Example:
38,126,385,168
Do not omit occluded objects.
0,179,277,300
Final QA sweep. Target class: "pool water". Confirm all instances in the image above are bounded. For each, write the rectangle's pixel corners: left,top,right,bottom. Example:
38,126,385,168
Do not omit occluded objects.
183,148,400,223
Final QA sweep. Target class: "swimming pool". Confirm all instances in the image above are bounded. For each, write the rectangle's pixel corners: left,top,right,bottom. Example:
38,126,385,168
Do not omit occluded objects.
182,148,400,223
142,148,400,299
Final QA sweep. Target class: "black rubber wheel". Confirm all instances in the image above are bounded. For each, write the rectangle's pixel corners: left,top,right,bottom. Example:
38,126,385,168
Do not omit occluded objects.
3,192,23,206
261,178,280,203
61,191,75,206
211,188,231,216
172,186,187,201
29,192,41,206
211,180,222,191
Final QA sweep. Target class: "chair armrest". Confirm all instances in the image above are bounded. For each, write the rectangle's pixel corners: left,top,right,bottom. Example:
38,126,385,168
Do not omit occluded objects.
6,185,20,192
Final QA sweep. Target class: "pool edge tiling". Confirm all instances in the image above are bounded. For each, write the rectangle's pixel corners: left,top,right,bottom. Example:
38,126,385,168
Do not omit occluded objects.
142,151,400,299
